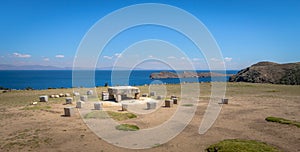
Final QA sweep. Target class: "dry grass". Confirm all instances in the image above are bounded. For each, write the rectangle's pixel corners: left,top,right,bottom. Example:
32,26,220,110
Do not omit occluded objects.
83,111,137,121
1,128,52,150
0,82,299,151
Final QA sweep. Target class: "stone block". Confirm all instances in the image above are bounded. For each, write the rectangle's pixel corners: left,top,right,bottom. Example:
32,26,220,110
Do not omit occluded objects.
102,92,109,101
142,93,148,97
39,96,48,102
94,102,102,110
157,95,162,100
87,90,93,95
172,98,178,104
122,104,128,111
64,107,74,116
76,101,83,108
147,101,156,109
65,97,73,104
150,91,156,97
165,99,172,107
221,98,229,104
80,95,88,102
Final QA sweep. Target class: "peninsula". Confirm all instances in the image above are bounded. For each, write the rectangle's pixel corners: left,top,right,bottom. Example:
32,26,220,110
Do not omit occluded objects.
150,71,231,79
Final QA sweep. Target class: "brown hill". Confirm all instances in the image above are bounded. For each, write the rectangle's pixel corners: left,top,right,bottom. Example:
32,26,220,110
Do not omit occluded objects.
229,61,300,85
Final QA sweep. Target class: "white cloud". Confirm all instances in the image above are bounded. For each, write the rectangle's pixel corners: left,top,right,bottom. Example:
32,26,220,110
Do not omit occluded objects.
224,57,233,62
167,56,176,59
210,58,219,62
192,58,201,61
55,55,64,58
181,57,185,60
13,52,31,58
148,55,153,58
114,53,122,58
43,58,50,61
103,56,113,59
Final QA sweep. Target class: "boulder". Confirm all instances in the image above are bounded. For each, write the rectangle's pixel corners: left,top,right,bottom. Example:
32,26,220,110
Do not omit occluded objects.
65,93,71,97
59,93,64,97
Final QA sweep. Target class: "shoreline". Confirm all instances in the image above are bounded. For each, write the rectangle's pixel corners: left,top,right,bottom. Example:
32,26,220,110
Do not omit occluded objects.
0,70,237,90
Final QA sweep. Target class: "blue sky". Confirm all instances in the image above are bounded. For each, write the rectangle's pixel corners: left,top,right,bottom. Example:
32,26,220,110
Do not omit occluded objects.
0,0,299,70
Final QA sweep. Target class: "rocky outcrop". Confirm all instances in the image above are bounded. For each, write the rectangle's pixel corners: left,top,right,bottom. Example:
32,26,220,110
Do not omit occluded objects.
150,71,178,79
229,61,300,85
150,71,229,79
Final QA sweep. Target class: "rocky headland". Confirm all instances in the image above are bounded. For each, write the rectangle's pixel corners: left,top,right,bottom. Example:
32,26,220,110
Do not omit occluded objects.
150,71,230,79
229,61,300,85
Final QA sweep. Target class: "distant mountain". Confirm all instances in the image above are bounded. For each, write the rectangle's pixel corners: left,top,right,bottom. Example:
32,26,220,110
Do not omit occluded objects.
229,61,300,85
0,64,69,70
96,66,145,70
0,64,145,70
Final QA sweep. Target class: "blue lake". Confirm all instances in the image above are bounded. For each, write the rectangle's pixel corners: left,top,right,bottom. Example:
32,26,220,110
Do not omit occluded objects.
0,70,238,90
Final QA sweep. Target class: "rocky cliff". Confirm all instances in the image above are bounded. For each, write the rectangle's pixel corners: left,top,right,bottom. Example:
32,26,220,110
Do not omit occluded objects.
229,61,300,85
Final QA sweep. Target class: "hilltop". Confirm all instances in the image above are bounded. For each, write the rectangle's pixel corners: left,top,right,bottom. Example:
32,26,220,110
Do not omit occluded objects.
229,61,300,85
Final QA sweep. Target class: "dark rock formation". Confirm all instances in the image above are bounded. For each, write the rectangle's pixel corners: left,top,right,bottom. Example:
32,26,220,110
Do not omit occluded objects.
229,61,300,85
150,71,230,79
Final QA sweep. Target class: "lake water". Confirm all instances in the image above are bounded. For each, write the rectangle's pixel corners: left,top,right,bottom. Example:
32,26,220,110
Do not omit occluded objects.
0,70,238,90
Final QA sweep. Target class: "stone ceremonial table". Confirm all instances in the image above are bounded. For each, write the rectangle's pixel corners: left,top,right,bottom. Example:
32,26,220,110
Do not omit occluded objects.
108,86,140,102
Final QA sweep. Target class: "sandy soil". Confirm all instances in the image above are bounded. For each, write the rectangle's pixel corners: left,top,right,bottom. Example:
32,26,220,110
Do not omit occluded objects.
0,83,299,152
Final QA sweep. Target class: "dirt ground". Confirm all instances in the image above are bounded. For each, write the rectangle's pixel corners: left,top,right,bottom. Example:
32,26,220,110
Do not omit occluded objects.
0,82,299,152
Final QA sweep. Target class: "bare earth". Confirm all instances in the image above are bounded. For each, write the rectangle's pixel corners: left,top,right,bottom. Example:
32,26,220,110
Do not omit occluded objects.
0,82,299,152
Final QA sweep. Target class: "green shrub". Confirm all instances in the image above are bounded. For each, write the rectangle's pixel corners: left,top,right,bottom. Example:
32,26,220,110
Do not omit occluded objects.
266,116,300,128
115,124,139,131
206,139,282,152
181,103,194,107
